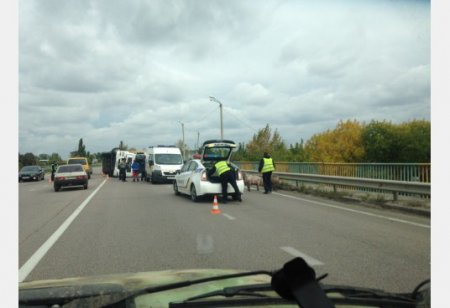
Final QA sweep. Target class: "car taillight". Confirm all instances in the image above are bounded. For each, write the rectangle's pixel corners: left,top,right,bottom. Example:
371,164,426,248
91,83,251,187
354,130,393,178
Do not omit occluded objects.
237,171,243,181
56,176,65,181
76,175,87,180
201,171,207,181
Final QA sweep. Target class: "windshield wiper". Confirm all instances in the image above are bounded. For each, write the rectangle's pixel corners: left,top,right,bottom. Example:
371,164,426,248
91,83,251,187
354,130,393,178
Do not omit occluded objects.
177,283,273,300
321,285,419,307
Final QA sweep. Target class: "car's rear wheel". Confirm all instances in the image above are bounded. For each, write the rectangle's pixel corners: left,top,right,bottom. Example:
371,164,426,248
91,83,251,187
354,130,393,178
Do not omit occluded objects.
190,185,198,202
54,185,60,192
173,181,180,195
83,183,88,190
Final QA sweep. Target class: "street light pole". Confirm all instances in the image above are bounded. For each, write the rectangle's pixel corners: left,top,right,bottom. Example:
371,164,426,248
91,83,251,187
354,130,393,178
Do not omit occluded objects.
209,96,223,139
179,121,185,159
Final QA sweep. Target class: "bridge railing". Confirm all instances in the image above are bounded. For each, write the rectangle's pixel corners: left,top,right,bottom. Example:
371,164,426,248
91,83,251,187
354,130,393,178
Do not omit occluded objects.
235,162,431,200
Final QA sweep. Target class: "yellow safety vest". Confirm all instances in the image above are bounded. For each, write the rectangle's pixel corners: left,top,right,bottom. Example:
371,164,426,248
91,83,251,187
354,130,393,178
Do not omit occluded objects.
215,161,231,175
261,158,275,173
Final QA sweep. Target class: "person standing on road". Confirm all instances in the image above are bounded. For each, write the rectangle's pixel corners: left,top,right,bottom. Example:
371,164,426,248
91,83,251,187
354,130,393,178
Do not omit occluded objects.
118,159,127,182
51,161,58,182
139,159,147,182
208,158,242,203
131,159,140,182
258,152,276,194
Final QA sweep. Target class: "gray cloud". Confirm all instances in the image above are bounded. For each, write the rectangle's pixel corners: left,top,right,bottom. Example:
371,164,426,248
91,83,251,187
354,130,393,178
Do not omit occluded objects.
19,0,430,158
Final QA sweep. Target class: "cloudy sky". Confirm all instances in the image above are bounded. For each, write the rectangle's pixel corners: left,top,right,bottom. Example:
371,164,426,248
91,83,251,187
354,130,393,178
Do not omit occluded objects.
18,0,430,159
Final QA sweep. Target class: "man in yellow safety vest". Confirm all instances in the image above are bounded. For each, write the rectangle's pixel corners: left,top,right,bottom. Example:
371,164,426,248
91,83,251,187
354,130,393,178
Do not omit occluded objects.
208,158,242,203
258,152,276,194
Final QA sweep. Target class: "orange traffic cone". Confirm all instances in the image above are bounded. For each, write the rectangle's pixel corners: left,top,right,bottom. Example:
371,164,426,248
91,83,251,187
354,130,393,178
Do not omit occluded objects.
211,195,221,214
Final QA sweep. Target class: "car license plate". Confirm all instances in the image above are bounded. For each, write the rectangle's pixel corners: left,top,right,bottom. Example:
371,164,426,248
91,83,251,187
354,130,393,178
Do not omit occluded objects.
23,176,30,179
167,176,175,179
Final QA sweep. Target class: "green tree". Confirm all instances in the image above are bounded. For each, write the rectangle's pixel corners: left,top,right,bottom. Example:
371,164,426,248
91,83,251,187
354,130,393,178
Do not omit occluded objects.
19,152,37,167
49,153,63,164
70,138,87,157
287,140,306,162
361,120,402,162
246,124,289,160
398,120,430,163
38,153,49,160
78,138,86,157
232,142,248,161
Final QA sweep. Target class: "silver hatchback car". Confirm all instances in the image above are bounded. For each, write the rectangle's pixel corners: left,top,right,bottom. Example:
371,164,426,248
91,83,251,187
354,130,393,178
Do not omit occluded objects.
53,164,88,192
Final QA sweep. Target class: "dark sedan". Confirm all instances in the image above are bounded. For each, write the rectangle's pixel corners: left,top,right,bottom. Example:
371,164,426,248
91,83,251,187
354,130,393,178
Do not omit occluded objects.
19,165,45,182
54,164,88,192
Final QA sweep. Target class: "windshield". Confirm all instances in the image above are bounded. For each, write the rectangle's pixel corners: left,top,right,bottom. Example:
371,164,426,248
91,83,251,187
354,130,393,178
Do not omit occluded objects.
203,146,233,161
57,165,84,173
155,154,183,165
68,159,87,165
17,1,434,307
21,166,40,172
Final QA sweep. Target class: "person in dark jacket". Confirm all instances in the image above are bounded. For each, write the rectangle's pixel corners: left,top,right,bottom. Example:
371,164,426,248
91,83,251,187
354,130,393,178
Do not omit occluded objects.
51,162,58,182
118,159,127,182
258,152,276,194
208,158,242,203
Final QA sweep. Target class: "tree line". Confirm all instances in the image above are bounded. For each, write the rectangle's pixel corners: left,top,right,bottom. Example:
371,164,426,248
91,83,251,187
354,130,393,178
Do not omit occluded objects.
232,119,430,163
18,119,430,169
18,138,101,169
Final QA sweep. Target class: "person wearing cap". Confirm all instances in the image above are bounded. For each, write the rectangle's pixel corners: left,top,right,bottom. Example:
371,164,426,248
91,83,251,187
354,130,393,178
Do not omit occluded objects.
208,158,242,203
258,152,276,194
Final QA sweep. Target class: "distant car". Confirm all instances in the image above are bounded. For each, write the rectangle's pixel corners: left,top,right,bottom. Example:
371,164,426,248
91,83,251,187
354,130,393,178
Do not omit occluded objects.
19,165,45,182
54,164,88,192
67,157,92,179
173,139,244,202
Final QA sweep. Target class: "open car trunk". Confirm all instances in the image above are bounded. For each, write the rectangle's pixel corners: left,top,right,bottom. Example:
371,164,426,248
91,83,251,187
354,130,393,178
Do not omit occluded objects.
200,139,240,183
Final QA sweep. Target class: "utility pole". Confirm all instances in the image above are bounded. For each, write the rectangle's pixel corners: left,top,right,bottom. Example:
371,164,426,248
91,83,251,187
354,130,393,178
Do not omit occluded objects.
209,96,224,139
196,131,200,150
179,121,185,159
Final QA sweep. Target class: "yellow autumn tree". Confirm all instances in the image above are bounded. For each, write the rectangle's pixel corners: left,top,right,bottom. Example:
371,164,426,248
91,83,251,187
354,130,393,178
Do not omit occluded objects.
304,120,365,162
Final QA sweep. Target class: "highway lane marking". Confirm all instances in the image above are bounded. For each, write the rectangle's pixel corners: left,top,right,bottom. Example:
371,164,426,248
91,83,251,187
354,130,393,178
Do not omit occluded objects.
19,178,108,282
274,192,430,229
222,213,236,220
280,247,324,266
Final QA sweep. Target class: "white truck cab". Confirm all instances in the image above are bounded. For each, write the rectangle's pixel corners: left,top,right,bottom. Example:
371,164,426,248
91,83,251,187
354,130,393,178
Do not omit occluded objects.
145,146,183,183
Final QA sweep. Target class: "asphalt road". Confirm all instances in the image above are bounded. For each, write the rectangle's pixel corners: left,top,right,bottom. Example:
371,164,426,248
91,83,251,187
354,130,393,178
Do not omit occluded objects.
19,167,430,293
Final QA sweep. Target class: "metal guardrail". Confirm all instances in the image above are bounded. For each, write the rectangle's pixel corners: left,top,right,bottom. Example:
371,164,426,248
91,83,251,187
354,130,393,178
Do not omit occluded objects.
242,170,430,201
236,162,431,183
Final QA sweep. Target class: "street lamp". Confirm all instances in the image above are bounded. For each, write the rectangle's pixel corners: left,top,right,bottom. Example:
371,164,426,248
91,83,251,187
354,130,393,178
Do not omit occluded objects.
209,96,223,139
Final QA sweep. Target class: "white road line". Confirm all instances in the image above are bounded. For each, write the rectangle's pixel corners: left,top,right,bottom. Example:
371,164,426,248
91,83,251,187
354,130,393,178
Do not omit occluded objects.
19,179,108,282
222,213,236,220
280,247,324,266
274,192,430,229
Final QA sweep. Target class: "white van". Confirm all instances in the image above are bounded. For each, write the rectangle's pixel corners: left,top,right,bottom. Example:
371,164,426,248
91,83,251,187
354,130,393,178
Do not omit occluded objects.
145,146,183,183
